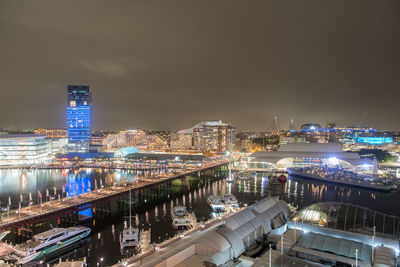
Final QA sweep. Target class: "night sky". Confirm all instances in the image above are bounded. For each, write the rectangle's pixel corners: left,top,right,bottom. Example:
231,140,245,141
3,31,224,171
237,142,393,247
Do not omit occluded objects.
1,1,399,131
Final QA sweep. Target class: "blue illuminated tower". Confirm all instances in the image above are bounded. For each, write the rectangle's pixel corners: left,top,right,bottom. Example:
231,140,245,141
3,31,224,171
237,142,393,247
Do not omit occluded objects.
67,85,91,153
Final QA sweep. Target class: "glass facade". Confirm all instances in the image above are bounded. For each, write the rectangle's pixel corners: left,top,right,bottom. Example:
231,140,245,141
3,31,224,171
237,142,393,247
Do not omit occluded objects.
0,135,51,166
67,85,91,152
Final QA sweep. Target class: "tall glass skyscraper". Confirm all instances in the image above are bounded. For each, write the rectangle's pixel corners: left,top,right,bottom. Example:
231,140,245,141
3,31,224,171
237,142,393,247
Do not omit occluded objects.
67,85,91,152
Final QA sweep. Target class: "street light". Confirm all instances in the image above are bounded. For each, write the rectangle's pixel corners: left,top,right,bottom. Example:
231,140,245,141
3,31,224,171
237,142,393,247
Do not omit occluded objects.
355,249,358,267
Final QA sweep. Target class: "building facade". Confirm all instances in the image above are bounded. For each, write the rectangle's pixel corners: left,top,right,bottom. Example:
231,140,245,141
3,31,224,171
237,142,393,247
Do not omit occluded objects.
34,128,67,139
67,85,91,153
169,132,193,151
102,129,168,151
191,121,235,152
0,135,51,166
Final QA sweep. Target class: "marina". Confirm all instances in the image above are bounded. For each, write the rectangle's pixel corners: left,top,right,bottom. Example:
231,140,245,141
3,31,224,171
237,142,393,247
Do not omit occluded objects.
287,166,395,192
2,1,400,265
1,167,400,265
0,160,229,231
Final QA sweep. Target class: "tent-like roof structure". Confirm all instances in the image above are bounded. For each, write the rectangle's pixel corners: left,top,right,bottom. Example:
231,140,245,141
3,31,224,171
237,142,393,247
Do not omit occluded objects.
294,232,372,264
293,202,400,239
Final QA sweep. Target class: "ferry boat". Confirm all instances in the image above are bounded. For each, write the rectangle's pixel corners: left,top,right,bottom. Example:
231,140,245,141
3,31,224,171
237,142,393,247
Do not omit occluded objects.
17,226,91,265
287,167,393,192
171,206,193,229
120,190,140,250
223,194,239,211
207,195,225,212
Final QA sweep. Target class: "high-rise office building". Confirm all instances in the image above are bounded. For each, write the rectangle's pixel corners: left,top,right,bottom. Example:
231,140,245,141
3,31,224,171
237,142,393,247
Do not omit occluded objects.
67,85,91,152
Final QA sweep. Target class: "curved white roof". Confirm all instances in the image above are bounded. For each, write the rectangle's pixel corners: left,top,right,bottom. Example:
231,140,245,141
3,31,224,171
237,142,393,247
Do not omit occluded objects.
196,231,231,252
251,197,280,214
216,227,245,257
249,215,271,233
234,223,256,240
224,208,255,231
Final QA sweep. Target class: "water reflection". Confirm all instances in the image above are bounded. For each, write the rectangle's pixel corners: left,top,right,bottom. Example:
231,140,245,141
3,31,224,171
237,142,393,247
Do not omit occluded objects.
0,169,137,209
0,169,399,266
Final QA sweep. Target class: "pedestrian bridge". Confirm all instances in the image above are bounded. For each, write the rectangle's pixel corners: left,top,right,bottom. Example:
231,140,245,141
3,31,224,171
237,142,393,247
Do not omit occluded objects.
0,160,230,231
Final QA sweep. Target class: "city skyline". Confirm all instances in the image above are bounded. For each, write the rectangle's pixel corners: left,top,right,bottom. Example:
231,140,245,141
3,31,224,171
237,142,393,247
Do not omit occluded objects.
1,0,399,131
1,1,400,266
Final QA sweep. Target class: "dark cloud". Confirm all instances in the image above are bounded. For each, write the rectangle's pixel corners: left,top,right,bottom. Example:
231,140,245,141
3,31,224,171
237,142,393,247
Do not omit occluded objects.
0,0,399,131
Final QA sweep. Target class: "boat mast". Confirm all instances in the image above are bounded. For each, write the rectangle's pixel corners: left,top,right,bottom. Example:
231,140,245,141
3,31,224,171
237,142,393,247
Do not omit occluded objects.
129,189,132,231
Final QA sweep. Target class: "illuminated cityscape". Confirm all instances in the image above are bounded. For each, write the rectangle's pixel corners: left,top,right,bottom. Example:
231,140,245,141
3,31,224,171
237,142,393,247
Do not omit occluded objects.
0,1,400,267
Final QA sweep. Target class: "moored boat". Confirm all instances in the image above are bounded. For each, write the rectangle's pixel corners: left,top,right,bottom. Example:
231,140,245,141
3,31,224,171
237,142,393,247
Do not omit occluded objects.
171,206,193,229
120,190,140,250
207,195,225,212
278,173,287,183
223,194,239,211
17,226,91,265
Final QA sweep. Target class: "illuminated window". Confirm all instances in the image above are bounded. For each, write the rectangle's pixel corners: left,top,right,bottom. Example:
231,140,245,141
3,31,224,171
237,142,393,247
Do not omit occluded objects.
84,101,87,105
70,101,76,107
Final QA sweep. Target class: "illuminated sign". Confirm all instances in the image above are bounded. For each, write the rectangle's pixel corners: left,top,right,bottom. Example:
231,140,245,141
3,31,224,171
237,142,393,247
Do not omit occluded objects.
356,137,393,145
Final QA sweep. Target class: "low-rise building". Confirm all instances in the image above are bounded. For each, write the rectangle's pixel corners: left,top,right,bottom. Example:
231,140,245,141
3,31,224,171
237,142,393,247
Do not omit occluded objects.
245,143,376,173
34,128,67,139
0,135,52,166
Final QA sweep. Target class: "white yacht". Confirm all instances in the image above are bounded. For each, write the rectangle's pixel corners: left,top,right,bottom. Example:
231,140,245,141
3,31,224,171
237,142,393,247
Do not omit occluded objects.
171,206,193,229
120,227,140,250
207,195,225,212
223,194,240,211
120,190,140,250
17,226,91,265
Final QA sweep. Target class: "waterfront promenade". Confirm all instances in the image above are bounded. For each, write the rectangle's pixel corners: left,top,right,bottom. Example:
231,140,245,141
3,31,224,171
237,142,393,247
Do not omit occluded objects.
0,160,230,231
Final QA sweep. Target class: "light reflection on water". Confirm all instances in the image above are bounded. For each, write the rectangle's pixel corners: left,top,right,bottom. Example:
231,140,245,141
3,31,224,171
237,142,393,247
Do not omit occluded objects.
0,169,399,266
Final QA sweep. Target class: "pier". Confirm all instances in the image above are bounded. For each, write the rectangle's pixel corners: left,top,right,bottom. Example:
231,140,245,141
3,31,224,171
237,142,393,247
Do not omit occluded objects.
0,160,230,231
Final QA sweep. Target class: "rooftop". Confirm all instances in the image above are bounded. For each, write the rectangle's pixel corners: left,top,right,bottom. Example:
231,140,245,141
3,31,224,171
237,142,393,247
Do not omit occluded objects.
0,134,47,139
293,202,400,239
278,143,343,153
34,228,67,240
294,232,372,265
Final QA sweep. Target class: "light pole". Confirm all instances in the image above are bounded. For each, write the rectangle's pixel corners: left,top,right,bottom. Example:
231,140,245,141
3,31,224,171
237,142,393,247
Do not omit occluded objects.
372,225,376,246
355,248,358,267
269,243,272,267
372,225,376,262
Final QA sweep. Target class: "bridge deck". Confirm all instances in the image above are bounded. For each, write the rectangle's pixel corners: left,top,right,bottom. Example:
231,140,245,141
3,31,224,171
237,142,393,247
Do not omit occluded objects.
0,161,229,231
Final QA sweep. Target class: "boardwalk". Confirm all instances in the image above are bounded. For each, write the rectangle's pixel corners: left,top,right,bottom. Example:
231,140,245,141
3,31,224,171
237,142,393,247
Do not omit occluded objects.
0,160,230,231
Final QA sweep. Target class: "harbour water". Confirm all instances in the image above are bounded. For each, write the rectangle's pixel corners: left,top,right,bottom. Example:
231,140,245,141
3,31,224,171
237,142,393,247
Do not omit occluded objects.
0,168,399,266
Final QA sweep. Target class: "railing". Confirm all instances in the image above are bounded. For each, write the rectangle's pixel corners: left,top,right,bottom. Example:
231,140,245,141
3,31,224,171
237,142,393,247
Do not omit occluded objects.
0,160,231,231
